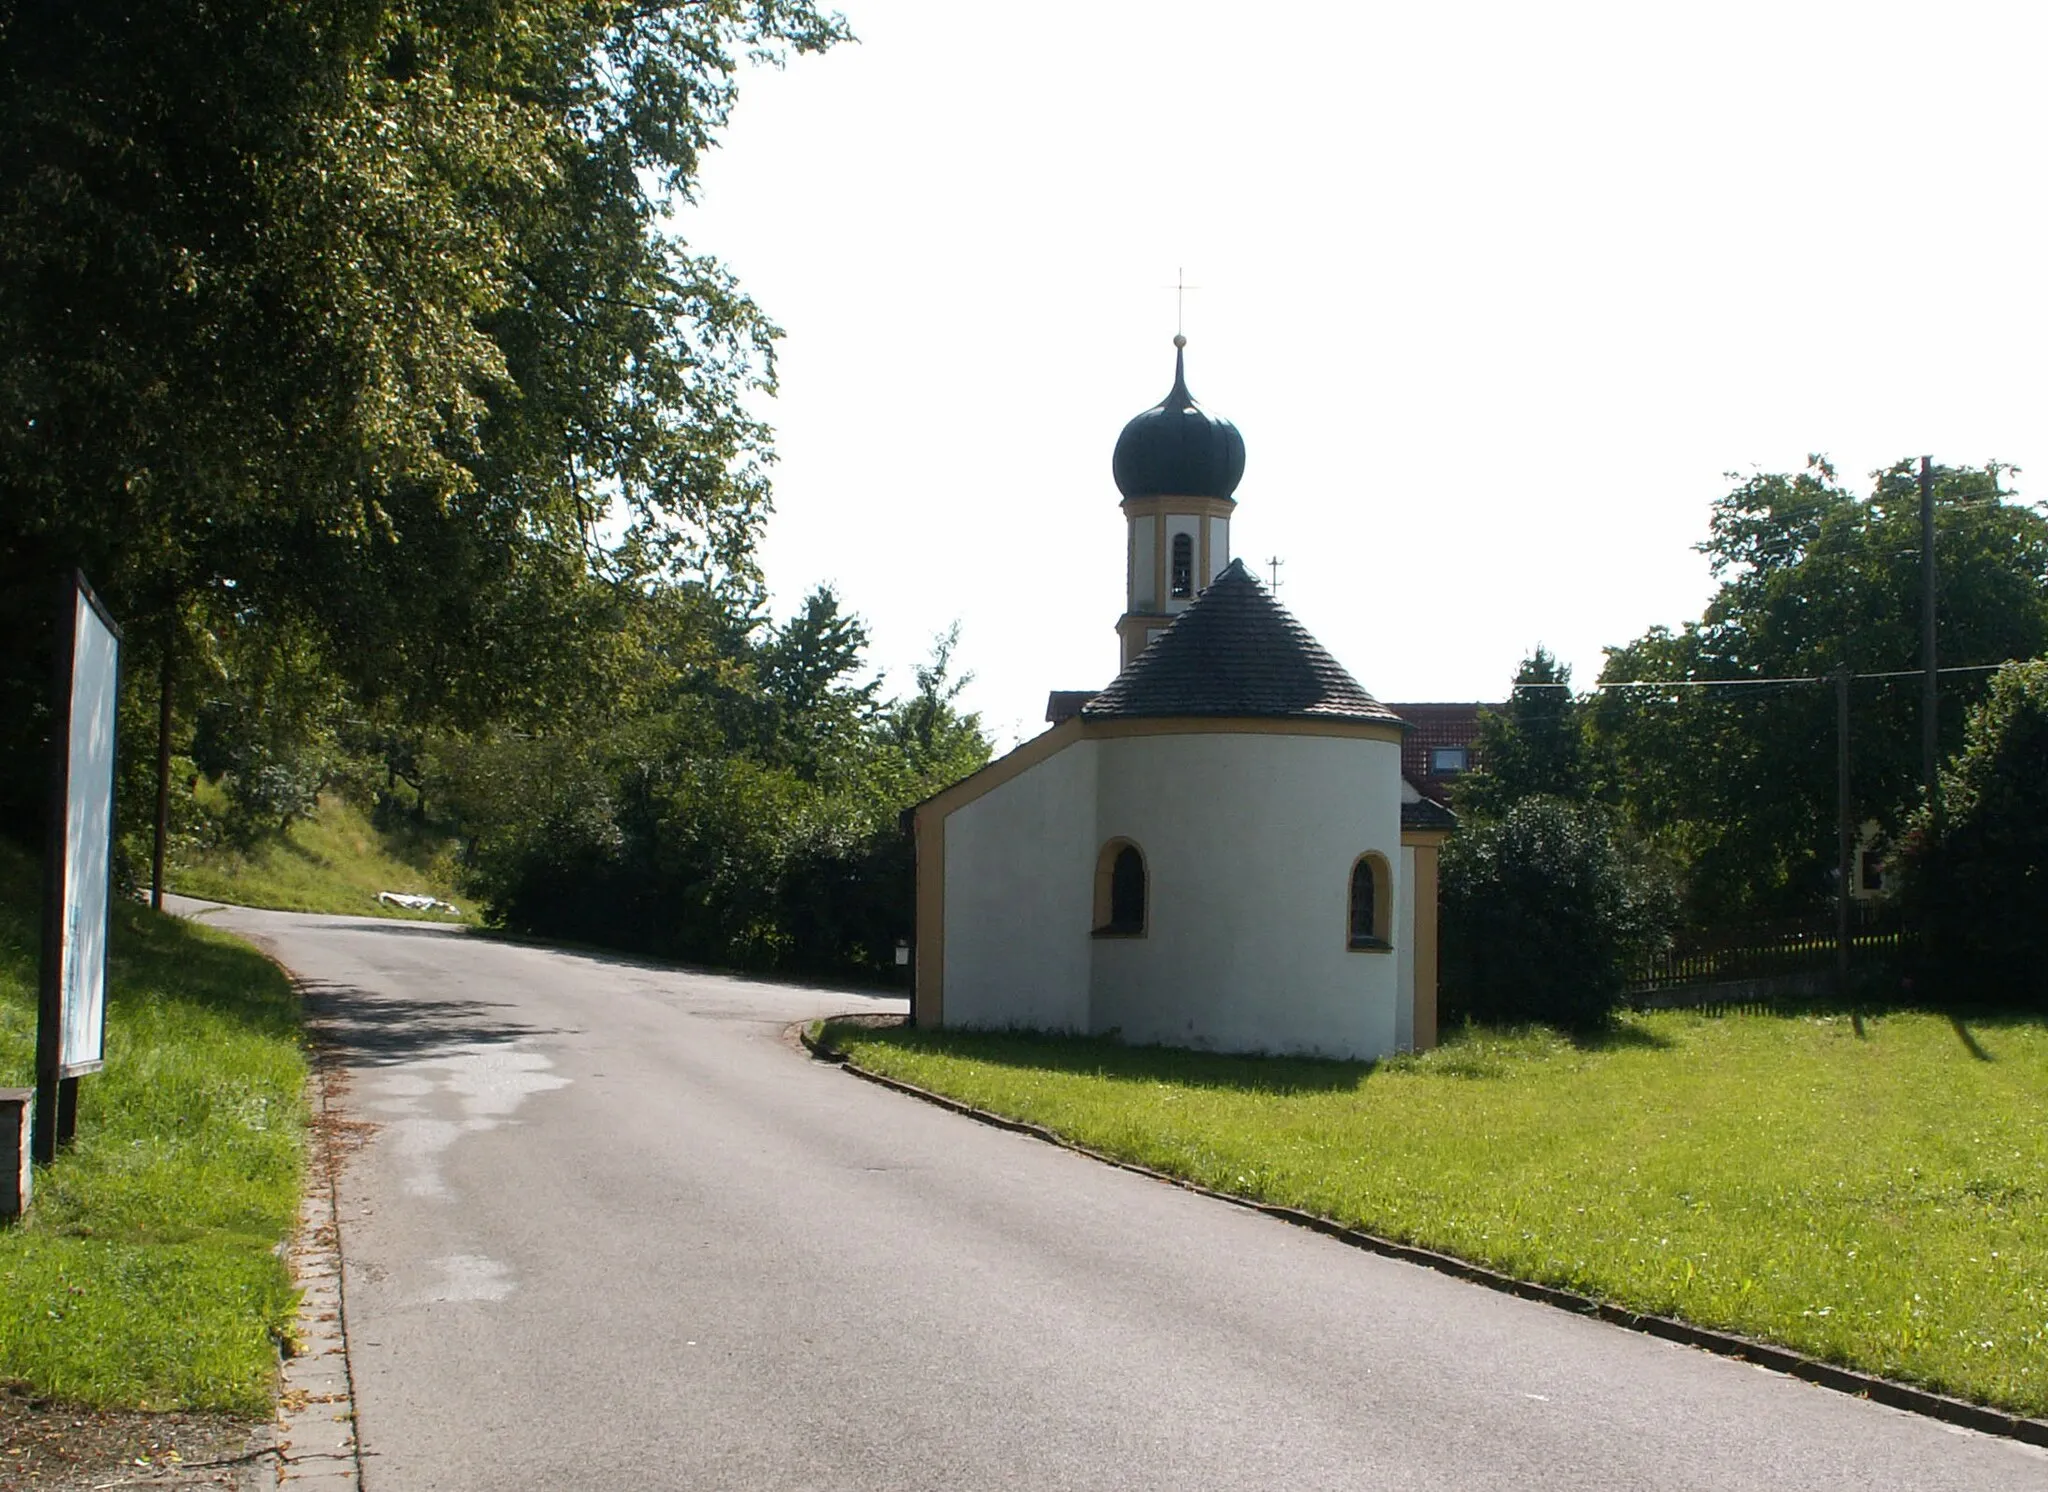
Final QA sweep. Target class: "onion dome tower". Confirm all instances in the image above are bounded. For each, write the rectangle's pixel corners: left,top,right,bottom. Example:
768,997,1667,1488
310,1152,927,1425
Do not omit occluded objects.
1111,335,1246,669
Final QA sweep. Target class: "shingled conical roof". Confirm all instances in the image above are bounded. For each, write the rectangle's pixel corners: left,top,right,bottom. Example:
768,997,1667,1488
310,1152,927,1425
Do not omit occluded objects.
1082,560,1404,724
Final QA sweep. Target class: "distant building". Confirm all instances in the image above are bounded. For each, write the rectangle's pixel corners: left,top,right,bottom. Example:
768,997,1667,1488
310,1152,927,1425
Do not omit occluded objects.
1852,820,1895,900
911,339,1451,1060
1380,702,1495,809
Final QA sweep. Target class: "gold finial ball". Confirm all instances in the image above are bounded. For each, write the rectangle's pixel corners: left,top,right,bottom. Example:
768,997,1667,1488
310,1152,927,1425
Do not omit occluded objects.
1173,333,1187,348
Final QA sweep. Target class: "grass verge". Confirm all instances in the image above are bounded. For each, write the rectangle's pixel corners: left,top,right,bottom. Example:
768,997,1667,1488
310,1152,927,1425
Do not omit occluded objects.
171,788,472,923
0,840,307,1413
821,1011,2048,1418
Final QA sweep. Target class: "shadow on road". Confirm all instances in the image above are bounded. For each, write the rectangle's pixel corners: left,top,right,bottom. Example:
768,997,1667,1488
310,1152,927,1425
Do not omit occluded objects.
320,919,474,939
467,925,912,1003
299,979,575,1066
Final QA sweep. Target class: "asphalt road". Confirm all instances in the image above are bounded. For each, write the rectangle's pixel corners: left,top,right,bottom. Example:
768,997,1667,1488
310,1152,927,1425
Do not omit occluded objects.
182,902,2042,1491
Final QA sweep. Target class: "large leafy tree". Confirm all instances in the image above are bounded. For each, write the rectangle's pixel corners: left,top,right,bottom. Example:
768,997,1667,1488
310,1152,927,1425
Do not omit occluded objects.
0,0,848,837
1589,459,2048,921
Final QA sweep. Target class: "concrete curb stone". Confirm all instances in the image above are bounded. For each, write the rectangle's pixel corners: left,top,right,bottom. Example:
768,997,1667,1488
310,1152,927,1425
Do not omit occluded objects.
271,1003,364,1491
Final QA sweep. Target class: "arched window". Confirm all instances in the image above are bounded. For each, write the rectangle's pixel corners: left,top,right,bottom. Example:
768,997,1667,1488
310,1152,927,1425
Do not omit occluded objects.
1170,532,1194,598
1349,854,1392,950
1093,839,1147,936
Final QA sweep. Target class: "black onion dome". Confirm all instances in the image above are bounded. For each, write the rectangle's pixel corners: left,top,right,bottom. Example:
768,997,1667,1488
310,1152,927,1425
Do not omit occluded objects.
1111,342,1246,501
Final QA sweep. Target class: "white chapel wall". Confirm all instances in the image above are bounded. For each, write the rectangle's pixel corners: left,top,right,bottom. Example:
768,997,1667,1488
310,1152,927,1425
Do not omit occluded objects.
1206,515,1229,586
943,739,1099,1033
1089,731,1404,1059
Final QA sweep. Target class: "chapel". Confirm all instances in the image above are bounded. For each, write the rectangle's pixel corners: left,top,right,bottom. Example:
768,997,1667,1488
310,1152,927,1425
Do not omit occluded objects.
910,338,1450,1059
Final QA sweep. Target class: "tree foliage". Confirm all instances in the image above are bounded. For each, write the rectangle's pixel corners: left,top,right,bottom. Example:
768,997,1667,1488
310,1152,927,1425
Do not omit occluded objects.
0,0,849,838
441,609,990,978
1589,459,2048,922
1897,660,2048,1006
1455,646,1588,822
0,0,1009,983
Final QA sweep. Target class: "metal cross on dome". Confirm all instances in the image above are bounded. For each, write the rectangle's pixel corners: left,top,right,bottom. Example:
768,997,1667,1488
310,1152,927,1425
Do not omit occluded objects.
1167,266,1201,339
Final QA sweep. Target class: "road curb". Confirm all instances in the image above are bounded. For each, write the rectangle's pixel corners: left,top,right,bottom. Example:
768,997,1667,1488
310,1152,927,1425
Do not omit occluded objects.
800,1022,2048,1451
273,991,368,1490
165,912,367,1488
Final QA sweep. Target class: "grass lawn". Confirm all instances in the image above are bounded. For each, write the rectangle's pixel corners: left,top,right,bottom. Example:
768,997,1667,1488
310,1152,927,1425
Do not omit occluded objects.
821,1011,2048,1418
0,840,306,1413
171,787,473,923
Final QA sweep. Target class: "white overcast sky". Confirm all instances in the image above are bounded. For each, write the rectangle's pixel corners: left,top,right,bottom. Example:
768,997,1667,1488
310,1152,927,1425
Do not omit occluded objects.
681,0,2048,747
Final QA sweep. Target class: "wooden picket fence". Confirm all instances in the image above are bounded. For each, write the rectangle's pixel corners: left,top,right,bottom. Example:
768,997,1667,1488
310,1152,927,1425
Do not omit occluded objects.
1626,902,1904,997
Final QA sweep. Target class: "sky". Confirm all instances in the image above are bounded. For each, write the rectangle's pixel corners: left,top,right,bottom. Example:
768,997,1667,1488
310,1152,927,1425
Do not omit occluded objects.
681,0,2048,747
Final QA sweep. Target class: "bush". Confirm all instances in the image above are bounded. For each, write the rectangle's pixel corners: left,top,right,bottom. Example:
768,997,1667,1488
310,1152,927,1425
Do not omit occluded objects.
1441,796,1674,1030
190,694,335,840
1897,659,2048,1006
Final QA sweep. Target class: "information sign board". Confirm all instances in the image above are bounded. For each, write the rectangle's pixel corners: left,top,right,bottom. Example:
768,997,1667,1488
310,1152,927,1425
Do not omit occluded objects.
58,581,120,1074
35,573,121,1163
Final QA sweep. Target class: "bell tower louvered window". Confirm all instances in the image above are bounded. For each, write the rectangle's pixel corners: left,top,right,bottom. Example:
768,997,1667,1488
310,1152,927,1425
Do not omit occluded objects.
1170,533,1194,599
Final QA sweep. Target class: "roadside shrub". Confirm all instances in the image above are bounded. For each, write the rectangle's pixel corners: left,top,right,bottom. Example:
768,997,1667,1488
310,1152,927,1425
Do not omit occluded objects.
1441,795,1674,1030
190,696,335,840
1897,658,2048,1007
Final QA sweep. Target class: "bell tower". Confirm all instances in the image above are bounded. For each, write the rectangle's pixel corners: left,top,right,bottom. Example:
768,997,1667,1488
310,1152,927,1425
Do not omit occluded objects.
1110,335,1246,670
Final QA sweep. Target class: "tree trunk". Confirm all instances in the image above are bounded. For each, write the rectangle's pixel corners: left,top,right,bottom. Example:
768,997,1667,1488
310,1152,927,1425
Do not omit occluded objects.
151,623,174,911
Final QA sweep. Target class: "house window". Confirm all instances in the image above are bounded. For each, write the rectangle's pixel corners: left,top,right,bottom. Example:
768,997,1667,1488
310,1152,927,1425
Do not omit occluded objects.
1349,853,1392,950
1429,746,1468,775
1094,840,1147,936
1170,533,1194,598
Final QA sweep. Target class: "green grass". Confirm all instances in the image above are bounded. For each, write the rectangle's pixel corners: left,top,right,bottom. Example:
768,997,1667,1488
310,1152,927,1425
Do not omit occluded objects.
171,786,473,922
822,1011,2048,1418
0,840,307,1413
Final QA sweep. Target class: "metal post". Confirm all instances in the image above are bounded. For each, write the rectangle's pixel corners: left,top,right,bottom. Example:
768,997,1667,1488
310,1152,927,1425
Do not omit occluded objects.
1835,665,1852,1001
1919,456,1939,822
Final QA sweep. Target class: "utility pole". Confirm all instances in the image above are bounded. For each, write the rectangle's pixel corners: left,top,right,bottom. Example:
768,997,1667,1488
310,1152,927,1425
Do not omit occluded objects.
1919,455,1940,824
1835,664,1853,1001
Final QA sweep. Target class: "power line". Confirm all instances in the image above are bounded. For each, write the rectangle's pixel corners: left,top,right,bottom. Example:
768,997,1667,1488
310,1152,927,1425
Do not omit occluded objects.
1506,662,2014,691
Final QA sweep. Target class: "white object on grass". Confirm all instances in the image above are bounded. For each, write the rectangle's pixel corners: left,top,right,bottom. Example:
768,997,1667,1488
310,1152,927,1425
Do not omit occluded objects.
378,892,460,915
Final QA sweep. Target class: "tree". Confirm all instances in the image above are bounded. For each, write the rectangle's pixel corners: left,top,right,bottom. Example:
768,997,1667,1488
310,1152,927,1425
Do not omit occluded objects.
1897,659,2048,1006
1589,458,2048,922
0,0,849,841
433,588,992,981
1455,646,1588,821
879,625,992,787
750,587,884,781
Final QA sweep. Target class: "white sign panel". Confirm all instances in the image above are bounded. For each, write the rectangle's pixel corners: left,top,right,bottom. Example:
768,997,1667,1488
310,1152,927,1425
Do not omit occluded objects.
59,585,119,1075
